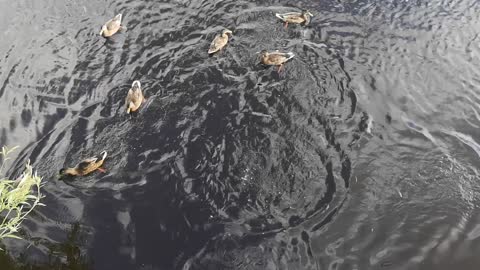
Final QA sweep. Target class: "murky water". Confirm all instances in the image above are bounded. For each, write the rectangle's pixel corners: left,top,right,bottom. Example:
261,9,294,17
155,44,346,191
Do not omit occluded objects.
0,0,480,269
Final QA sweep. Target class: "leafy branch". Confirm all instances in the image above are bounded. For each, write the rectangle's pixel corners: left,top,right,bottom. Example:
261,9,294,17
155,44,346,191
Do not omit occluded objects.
0,146,44,244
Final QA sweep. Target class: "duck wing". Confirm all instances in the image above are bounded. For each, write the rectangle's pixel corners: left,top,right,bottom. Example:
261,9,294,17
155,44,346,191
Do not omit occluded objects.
132,89,144,107
106,17,121,31
77,151,107,170
208,34,227,54
106,21,118,31
125,88,135,105
77,159,96,171
267,52,295,65
275,12,303,23
127,88,144,107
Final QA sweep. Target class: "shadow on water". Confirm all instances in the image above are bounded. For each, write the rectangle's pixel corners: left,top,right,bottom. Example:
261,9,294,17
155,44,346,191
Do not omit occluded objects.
1,0,480,269
0,224,90,270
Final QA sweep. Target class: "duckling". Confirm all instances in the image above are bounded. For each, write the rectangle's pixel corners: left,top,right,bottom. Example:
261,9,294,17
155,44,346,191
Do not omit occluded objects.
259,50,295,72
125,80,144,114
59,151,107,177
208,29,233,54
99,14,125,37
275,10,313,28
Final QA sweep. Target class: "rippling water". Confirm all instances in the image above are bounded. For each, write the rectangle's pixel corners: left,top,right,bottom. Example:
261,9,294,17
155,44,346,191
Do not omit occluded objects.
1,0,480,269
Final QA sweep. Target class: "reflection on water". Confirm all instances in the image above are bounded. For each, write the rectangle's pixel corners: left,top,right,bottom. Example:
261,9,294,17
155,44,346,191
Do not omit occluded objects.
0,0,480,269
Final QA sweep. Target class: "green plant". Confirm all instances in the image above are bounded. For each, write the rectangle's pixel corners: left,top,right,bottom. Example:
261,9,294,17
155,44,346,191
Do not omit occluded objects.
0,146,44,243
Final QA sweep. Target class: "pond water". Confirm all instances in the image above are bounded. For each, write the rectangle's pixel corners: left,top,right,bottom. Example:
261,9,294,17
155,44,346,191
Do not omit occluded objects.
0,0,480,269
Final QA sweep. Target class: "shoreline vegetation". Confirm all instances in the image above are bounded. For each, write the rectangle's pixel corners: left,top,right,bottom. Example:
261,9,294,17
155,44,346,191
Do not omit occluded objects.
0,223,90,270
0,146,44,245
0,147,91,270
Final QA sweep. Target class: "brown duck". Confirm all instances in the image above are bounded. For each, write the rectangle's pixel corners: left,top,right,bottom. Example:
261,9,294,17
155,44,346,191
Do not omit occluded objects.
208,29,233,54
275,10,313,28
99,14,125,37
125,80,144,114
259,50,295,72
59,151,107,177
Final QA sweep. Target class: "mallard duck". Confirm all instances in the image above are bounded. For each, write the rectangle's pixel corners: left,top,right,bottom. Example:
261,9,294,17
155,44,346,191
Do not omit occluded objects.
59,151,107,177
259,50,295,72
125,80,144,114
208,29,233,54
275,10,313,28
99,14,124,37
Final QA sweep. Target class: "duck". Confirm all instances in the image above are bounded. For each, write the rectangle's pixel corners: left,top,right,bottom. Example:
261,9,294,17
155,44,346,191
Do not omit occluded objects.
208,29,233,54
125,80,144,114
275,10,313,28
59,151,108,177
99,14,125,37
259,50,295,72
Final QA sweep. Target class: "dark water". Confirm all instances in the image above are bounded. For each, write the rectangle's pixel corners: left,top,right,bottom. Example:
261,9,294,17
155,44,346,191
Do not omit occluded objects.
1,0,480,269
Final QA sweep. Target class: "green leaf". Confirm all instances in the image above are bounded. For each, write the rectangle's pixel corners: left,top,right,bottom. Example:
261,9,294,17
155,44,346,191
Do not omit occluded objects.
4,234,22,240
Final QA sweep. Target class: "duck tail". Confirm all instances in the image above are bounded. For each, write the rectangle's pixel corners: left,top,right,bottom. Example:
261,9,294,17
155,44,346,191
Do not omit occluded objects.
285,52,295,61
275,13,286,21
100,151,108,161
114,14,122,22
304,15,312,26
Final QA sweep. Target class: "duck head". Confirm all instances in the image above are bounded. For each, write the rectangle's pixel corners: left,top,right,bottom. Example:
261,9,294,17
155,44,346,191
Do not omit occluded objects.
258,50,269,63
58,168,77,178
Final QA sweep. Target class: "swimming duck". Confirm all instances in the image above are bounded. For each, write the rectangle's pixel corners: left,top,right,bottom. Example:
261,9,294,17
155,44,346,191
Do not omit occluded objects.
125,80,144,114
275,10,313,28
99,14,124,37
59,151,107,177
208,29,233,54
259,50,295,72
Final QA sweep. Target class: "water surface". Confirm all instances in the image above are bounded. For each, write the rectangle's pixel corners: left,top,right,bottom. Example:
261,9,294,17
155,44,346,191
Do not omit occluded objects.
0,0,480,269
